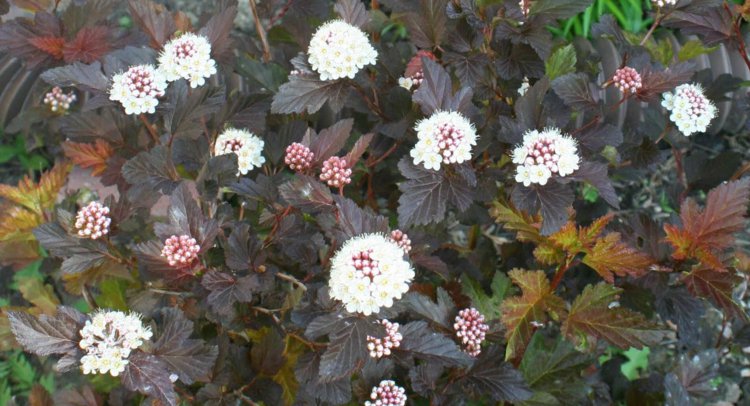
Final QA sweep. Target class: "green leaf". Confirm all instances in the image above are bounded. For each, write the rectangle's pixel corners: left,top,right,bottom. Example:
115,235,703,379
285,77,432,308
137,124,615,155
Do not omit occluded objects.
620,347,650,380
96,279,129,311
519,333,591,405
545,44,577,81
461,272,512,321
0,379,10,406
237,56,288,93
9,351,36,390
678,40,718,62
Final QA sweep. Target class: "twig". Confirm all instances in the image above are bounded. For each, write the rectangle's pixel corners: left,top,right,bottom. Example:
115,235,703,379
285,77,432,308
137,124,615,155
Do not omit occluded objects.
269,0,293,26
275,272,308,291
82,285,97,309
640,8,662,46
249,0,271,62
139,114,160,145
725,3,750,72
366,141,402,167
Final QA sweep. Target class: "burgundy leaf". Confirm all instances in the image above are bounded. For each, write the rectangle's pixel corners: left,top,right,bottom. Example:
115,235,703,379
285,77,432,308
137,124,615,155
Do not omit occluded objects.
334,0,370,28
127,0,177,48
197,2,238,63
121,351,178,406
7,307,86,357
153,308,218,384
201,271,259,317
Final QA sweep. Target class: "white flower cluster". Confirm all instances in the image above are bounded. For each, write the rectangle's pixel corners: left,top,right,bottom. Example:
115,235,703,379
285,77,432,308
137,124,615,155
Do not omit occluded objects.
652,0,676,7
214,128,266,175
366,380,407,406
44,86,76,113
661,83,716,136
518,77,530,96
329,233,414,316
158,33,217,88
109,65,168,115
367,320,402,359
411,111,477,171
79,310,152,377
74,201,111,240
512,128,580,186
307,20,377,81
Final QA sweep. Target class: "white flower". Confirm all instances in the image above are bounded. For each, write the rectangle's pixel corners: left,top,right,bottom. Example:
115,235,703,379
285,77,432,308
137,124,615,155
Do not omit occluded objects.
661,83,716,136
398,77,414,90
518,77,530,96
158,33,217,88
109,65,167,115
79,310,152,377
214,128,266,175
411,111,478,171
652,0,676,7
329,233,414,316
307,19,377,81
513,128,580,186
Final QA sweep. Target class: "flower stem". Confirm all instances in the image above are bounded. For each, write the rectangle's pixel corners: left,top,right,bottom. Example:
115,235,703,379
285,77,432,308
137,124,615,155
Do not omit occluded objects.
139,114,160,145
249,0,271,62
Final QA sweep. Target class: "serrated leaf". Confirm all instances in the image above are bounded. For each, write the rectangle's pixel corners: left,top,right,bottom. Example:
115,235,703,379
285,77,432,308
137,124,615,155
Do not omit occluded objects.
329,195,389,240
279,175,334,213
334,0,370,28
271,75,349,114
224,223,264,271
529,0,590,19
40,61,109,92
664,179,750,270
501,270,565,360
400,0,449,49
127,0,176,48
162,82,225,140
545,44,576,81
52,385,100,406
201,271,259,317
551,73,600,113
677,40,718,62
18,278,59,315
121,351,177,406
318,318,375,382
562,283,665,350
0,163,69,216
152,308,218,384
490,200,543,244
62,140,113,176
582,232,653,283
399,321,473,366
308,119,353,163
402,288,455,329
662,8,732,46
32,222,107,275
461,346,533,402
197,2,237,62
511,181,574,236
121,146,180,200
460,272,511,321
519,333,591,405
681,266,749,322
7,307,86,357
0,12,63,68
397,158,476,227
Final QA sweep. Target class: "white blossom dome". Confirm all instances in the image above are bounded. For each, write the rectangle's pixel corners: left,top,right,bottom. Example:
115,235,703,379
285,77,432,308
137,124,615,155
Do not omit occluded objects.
158,33,217,88
79,310,152,377
410,111,478,171
214,128,266,175
328,233,414,316
512,128,580,187
109,65,167,115
661,83,716,136
307,19,377,81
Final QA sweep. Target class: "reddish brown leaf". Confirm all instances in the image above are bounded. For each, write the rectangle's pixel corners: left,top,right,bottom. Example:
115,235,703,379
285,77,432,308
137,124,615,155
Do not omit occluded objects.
28,35,65,60
500,269,565,361
682,266,749,322
29,384,53,406
62,140,113,176
562,283,665,350
583,232,653,283
665,179,750,270
62,26,112,64
127,0,176,48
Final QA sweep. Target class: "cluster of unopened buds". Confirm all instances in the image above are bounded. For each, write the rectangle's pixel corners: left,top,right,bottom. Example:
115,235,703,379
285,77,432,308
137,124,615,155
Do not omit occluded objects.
319,156,352,188
454,307,489,357
367,320,403,359
389,230,411,254
284,142,314,173
43,86,76,113
161,234,201,267
365,380,407,406
611,66,642,94
109,64,167,115
74,202,111,240
79,310,152,377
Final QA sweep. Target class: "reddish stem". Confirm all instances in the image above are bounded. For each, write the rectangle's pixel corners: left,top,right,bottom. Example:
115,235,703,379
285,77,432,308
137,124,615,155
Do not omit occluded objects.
139,114,160,145
550,257,581,290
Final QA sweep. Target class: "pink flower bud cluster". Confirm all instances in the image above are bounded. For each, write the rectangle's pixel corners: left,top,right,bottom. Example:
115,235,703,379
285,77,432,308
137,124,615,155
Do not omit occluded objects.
319,156,352,188
612,67,642,94
161,234,201,267
367,320,403,359
44,86,76,113
454,307,489,357
389,230,412,254
365,380,407,406
74,202,111,240
284,142,314,172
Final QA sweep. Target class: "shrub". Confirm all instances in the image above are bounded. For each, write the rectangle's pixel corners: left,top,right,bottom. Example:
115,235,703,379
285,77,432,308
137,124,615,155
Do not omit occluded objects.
0,0,749,404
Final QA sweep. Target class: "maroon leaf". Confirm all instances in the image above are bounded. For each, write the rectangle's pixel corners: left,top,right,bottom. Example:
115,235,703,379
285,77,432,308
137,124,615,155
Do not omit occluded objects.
330,195,389,239
344,133,374,166
224,223,265,271
511,181,574,236
7,307,86,357
62,26,113,64
54,385,101,406
0,12,63,68
334,0,370,28
201,271,259,317
637,62,696,102
401,0,449,49
121,352,178,406
127,0,177,48
271,75,350,114
662,7,733,46
461,346,533,402
152,308,218,384
318,318,376,382
278,175,334,213
197,2,238,63
40,61,110,92
682,266,749,322
413,58,453,115
308,119,354,163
